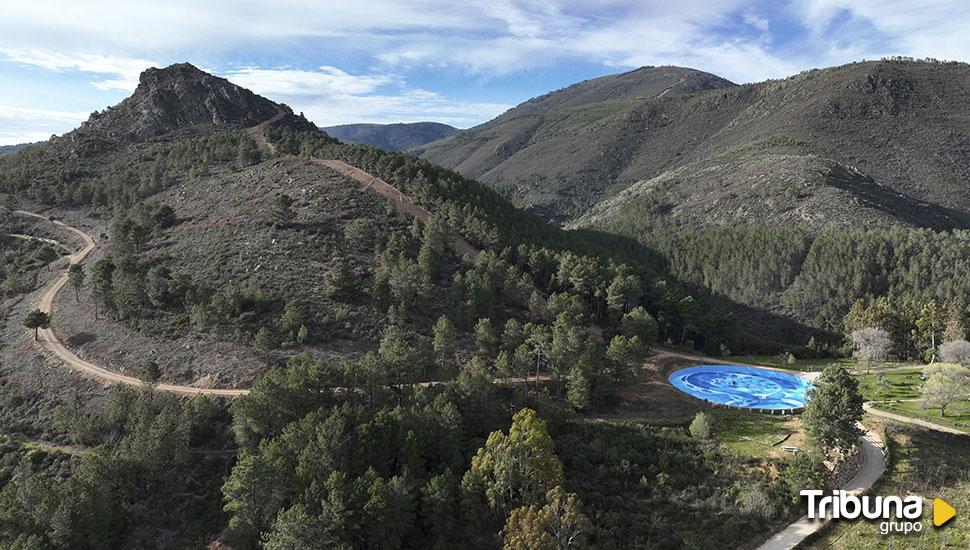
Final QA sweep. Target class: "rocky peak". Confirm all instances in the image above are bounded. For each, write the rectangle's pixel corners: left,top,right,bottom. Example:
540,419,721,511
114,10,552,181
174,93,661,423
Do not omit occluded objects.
76,63,291,142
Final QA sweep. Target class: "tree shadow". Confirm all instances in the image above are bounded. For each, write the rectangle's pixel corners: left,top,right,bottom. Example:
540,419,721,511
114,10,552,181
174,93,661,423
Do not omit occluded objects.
66,332,97,347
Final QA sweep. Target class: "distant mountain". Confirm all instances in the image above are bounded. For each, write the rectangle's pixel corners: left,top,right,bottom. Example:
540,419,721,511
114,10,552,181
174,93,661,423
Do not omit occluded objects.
417,60,970,231
321,122,458,151
0,143,34,156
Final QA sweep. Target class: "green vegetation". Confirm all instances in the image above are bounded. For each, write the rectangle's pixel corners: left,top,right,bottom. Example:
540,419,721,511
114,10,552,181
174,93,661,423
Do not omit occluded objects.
0,132,265,208
856,368,925,401
857,366,970,430
0,236,67,298
605,224,970,356
0,388,232,548
803,366,864,453
808,423,970,548
709,410,797,457
689,411,713,439
5,62,970,549
875,401,970,431
23,310,51,340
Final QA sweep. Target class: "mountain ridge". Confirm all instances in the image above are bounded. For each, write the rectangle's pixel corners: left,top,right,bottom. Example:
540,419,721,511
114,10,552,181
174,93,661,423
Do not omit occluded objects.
321,121,458,151
416,59,970,230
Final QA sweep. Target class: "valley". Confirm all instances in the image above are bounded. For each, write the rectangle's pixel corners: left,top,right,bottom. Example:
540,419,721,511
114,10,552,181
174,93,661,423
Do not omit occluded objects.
0,59,967,550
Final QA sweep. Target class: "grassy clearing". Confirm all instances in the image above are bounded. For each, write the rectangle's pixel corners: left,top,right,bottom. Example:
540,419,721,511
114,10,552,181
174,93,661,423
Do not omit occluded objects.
807,421,970,549
857,368,924,401
723,355,919,375
710,409,810,458
857,367,970,430
874,401,970,432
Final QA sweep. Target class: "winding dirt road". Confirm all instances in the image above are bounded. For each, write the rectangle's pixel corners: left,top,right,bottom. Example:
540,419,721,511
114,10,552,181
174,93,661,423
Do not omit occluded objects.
314,159,481,260
15,210,249,397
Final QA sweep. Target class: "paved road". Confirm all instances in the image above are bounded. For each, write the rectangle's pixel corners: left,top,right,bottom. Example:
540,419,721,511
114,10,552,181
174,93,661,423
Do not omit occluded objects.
756,425,886,550
15,210,249,397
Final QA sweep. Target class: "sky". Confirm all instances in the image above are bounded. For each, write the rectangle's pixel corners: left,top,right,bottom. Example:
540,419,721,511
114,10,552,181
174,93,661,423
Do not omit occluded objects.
2,0,970,144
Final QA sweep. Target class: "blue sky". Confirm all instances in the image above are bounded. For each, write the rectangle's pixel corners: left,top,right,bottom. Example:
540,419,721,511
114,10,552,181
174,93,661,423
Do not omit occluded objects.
1,0,969,144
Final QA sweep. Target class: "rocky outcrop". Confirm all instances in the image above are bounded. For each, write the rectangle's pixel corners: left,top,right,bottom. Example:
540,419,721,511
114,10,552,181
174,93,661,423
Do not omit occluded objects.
70,63,312,144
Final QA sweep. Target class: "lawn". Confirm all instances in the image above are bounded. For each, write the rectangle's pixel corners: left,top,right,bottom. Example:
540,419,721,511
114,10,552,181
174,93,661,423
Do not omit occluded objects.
857,368,925,401
710,409,813,459
717,354,844,372
807,421,970,549
857,367,970,431
874,401,970,432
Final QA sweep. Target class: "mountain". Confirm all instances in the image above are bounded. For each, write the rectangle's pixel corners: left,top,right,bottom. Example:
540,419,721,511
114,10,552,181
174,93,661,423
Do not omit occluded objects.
416,60,970,230
320,121,458,150
412,66,736,220
3,62,769,548
0,143,34,156
0,62,711,389
84,62,297,142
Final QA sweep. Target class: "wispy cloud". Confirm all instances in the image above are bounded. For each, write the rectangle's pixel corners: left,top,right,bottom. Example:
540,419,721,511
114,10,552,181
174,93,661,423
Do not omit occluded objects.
3,1,970,143
0,49,156,91
223,66,511,127
224,66,395,97
0,105,88,145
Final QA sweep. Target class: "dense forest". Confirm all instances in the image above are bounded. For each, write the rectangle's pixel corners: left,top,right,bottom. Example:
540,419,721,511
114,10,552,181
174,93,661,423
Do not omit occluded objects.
0,352,823,549
592,210,970,358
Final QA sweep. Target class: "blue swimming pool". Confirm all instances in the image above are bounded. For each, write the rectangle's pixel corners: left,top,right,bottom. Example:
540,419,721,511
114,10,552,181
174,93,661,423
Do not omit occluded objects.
669,365,813,410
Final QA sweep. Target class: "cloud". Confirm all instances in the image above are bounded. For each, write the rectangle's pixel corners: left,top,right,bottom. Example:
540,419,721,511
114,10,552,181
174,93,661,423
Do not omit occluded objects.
4,0,970,143
795,0,970,60
224,66,395,97
223,66,511,128
0,49,156,91
0,105,88,145
743,10,770,31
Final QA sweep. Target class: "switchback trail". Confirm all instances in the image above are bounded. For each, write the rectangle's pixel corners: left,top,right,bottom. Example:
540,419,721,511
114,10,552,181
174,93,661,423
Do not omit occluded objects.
14,210,249,397
313,159,482,260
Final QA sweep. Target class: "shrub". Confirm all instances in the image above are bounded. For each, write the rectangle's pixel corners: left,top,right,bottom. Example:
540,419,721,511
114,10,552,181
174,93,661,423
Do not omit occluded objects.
689,412,713,439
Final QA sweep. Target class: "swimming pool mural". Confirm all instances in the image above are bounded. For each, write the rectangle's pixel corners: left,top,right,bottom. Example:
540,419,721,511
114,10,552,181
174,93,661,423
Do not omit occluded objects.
668,365,813,410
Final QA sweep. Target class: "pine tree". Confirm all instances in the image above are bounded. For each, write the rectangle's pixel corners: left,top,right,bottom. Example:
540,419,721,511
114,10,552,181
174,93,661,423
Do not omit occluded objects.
802,366,863,453
68,264,85,303
24,309,51,340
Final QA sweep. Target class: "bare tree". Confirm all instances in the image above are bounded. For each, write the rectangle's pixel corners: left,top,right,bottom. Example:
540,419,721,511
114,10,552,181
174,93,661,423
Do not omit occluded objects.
851,327,892,374
938,339,970,366
921,364,970,417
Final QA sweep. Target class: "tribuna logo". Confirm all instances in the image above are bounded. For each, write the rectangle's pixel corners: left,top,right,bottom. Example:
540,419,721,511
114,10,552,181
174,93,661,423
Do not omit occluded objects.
801,490,924,535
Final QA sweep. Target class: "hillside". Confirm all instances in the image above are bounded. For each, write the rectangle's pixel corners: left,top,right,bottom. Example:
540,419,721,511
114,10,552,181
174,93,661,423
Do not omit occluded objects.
417,60,970,229
0,62,789,549
0,143,34,156
321,121,458,150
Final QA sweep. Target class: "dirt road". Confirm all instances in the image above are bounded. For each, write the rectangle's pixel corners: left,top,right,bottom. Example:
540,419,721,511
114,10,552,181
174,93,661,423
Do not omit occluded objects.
863,402,967,435
15,211,249,397
314,159,481,260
